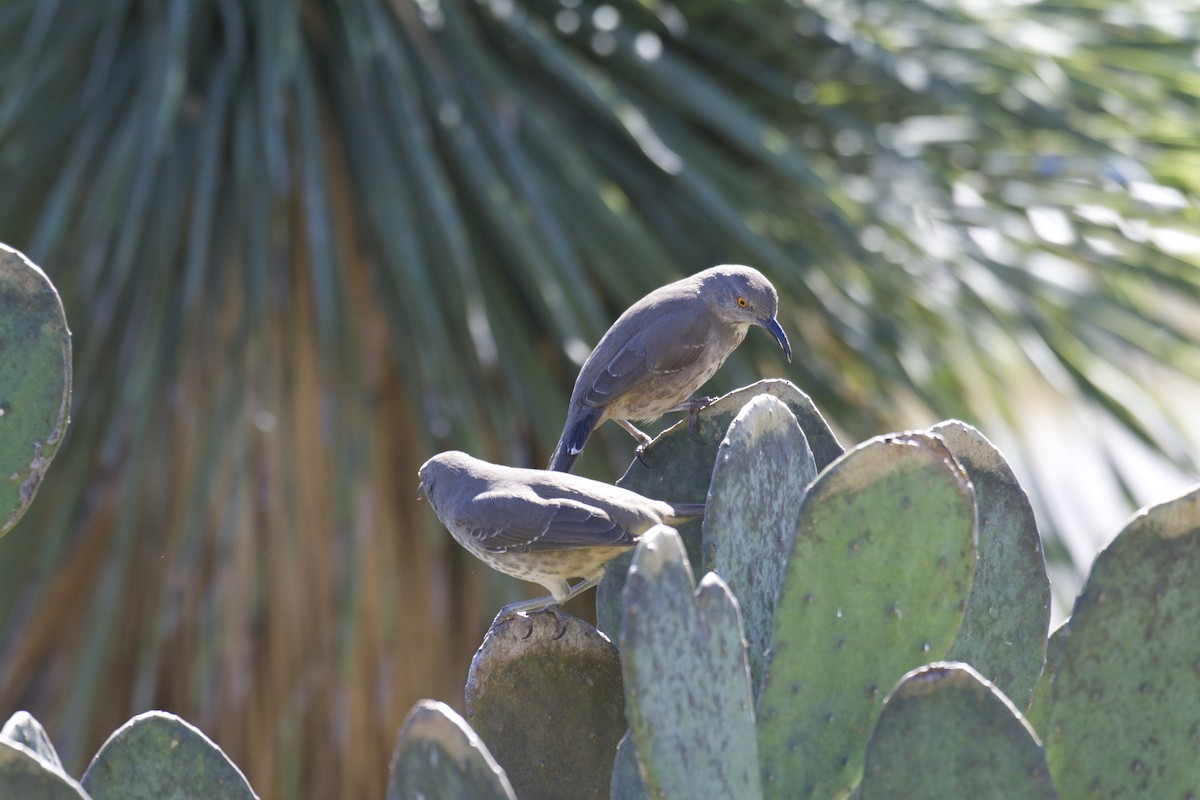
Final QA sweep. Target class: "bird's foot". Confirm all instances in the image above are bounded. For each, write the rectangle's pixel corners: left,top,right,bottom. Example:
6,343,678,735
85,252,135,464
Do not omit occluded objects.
497,610,535,640
547,606,569,640
685,396,715,444
634,441,653,468
619,419,655,468
495,595,551,638
494,604,568,640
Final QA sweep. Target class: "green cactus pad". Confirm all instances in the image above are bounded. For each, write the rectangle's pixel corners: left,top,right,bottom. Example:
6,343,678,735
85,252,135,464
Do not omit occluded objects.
703,394,816,695
1,713,83,800
932,421,1051,710
1044,484,1200,798
858,662,1056,799
758,432,977,800
609,731,648,800
0,738,89,799
2,710,65,772
620,379,843,492
598,379,842,636
1023,622,1066,739
619,526,762,799
465,609,626,800
81,711,256,799
387,700,516,800
0,244,72,537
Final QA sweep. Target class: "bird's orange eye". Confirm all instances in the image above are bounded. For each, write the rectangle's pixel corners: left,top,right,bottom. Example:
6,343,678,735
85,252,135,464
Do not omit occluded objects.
737,296,748,307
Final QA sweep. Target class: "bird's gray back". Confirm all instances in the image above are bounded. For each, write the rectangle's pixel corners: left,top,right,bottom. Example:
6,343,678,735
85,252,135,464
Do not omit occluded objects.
571,288,745,420
429,454,674,527
516,465,679,527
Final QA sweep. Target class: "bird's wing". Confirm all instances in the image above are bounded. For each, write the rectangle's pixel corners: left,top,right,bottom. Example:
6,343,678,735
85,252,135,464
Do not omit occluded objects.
582,306,710,407
458,492,638,553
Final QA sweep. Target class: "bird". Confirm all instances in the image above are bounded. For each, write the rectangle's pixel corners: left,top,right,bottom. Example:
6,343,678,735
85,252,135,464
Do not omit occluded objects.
417,450,704,617
548,264,792,473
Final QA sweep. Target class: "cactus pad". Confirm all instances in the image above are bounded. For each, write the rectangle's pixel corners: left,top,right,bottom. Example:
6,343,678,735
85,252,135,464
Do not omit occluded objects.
703,394,816,695
1,712,85,800
757,432,977,800
80,710,256,799
0,244,72,537
1023,621,1065,739
609,730,648,800
858,662,1056,799
619,526,761,799
2,710,65,772
598,379,842,636
1044,484,1200,798
387,700,516,800
465,610,625,800
933,420,1051,710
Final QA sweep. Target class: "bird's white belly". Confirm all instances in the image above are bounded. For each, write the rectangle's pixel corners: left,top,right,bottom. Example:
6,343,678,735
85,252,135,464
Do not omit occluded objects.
610,342,736,422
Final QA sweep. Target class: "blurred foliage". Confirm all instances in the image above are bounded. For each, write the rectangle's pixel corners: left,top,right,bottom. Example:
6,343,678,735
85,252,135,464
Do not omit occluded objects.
0,0,1197,797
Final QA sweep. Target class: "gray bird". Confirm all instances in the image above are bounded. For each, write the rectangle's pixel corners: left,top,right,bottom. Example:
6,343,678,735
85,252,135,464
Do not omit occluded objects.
417,450,703,616
548,264,792,472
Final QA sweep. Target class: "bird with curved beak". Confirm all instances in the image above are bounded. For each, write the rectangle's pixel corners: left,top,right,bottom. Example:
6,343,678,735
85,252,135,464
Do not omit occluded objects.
548,265,792,472
417,450,704,619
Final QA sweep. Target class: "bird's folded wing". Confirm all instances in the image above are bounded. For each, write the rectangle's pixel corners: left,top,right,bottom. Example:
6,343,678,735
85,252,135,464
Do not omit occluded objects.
582,307,709,407
461,493,637,553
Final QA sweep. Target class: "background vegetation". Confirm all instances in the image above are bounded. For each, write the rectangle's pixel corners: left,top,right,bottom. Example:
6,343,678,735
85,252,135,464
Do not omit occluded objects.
1,0,1197,797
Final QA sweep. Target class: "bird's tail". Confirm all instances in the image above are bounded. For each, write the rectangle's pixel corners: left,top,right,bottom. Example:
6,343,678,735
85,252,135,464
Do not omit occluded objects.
665,502,705,523
548,409,598,473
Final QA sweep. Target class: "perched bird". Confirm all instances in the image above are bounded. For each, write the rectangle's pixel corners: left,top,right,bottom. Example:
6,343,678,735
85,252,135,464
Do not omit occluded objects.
548,264,792,472
417,450,703,616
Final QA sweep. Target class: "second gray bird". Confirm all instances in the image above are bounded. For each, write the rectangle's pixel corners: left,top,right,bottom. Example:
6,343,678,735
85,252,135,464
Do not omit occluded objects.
417,450,703,616
548,264,792,472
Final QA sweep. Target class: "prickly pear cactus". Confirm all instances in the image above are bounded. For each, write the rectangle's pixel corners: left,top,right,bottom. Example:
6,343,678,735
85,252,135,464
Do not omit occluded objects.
757,432,977,800
2,710,64,772
81,711,257,800
465,610,626,800
703,394,816,695
598,379,842,635
1023,621,1065,738
609,731,647,800
619,526,761,799
620,379,843,495
858,663,1056,799
1044,484,1200,798
1,711,87,800
932,421,1051,710
0,741,89,799
1,244,72,537
387,700,516,800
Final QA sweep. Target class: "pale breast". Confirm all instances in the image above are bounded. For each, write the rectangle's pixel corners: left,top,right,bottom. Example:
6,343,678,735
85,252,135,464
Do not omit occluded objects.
607,326,747,422
470,545,633,585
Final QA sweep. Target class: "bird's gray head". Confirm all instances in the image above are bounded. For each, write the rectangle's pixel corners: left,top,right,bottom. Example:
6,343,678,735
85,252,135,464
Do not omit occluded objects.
698,265,792,362
416,450,475,505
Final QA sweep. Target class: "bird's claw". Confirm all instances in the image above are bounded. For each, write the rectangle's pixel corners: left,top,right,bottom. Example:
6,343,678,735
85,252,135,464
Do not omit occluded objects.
687,396,714,444
548,606,569,640
634,442,653,468
496,610,535,639
497,607,568,640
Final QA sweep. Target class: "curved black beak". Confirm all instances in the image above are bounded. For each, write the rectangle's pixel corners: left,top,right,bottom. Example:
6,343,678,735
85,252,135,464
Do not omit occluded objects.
416,477,428,501
757,315,792,363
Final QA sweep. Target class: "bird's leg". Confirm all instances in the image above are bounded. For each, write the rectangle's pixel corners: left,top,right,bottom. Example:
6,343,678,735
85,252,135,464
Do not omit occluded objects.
545,576,604,638
495,593,557,639
666,396,716,445
496,593,557,618
493,576,602,640
616,419,654,467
